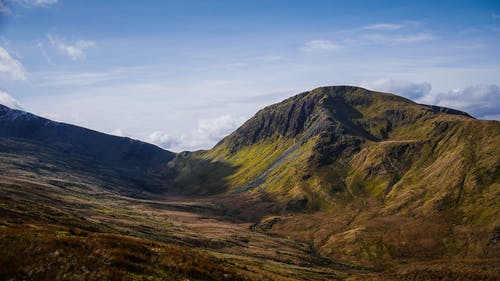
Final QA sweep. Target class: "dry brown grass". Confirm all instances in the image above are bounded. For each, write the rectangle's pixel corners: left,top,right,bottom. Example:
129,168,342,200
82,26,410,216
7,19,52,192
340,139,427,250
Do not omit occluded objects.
346,259,500,281
0,175,345,280
0,222,267,281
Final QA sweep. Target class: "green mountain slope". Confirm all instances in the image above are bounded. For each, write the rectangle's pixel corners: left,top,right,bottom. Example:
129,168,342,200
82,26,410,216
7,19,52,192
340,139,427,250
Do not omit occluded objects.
168,86,499,269
183,86,496,208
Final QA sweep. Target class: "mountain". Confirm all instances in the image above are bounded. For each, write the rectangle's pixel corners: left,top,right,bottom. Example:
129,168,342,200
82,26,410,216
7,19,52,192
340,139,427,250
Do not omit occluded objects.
0,104,175,195
171,86,499,270
179,86,497,207
0,86,499,280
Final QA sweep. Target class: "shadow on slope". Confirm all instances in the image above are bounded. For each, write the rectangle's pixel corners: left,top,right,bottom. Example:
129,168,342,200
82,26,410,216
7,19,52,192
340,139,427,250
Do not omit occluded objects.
165,151,239,195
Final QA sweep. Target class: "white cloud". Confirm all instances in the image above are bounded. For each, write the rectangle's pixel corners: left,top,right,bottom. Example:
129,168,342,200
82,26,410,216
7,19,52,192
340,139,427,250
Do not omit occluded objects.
142,115,245,151
13,0,58,6
1,0,58,14
48,34,95,60
0,46,27,80
363,23,405,31
419,84,500,118
361,78,432,100
109,129,181,150
363,79,500,119
195,114,244,141
301,39,342,53
0,90,23,110
147,131,180,149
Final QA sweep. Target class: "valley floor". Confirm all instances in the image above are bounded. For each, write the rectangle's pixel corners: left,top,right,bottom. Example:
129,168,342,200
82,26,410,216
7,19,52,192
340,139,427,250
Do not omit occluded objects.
0,175,498,280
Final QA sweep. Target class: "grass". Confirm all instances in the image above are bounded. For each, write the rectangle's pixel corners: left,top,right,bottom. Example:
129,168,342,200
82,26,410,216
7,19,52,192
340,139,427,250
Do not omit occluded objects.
0,223,259,281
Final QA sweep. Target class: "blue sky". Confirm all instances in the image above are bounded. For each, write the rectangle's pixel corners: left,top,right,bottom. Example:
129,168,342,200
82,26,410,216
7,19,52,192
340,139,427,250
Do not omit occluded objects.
0,0,499,151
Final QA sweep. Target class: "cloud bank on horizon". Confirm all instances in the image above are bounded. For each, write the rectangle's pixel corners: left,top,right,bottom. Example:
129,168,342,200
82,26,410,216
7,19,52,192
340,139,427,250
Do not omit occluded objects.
0,0,499,151
361,79,500,120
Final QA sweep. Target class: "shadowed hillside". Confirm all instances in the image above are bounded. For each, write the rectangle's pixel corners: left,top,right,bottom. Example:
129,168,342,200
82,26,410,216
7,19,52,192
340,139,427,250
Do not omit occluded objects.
0,104,175,195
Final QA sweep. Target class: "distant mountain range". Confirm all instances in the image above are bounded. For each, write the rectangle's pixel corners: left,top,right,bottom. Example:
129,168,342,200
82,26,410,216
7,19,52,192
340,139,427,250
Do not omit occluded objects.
0,104,174,195
0,86,498,280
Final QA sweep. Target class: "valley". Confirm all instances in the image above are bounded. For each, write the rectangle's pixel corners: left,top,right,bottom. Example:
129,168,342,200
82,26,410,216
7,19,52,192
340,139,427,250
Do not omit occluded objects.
0,175,357,280
0,86,499,280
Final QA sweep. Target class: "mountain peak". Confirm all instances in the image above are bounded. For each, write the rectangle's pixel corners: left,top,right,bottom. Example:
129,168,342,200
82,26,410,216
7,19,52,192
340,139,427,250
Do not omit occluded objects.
199,85,487,207
216,85,466,154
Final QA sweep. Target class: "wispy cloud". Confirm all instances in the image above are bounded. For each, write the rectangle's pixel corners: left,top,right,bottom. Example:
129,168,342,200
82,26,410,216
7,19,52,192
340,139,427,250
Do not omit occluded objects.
47,34,95,60
36,41,54,65
13,0,58,7
38,71,121,87
302,22,432,52
493,13,500,20
363,23,405,31
0,90,23,110
0,0,10,14
360,32,433,45
0,0,58,14
35,66,154,87
301,39,342,53
0,45,27,80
